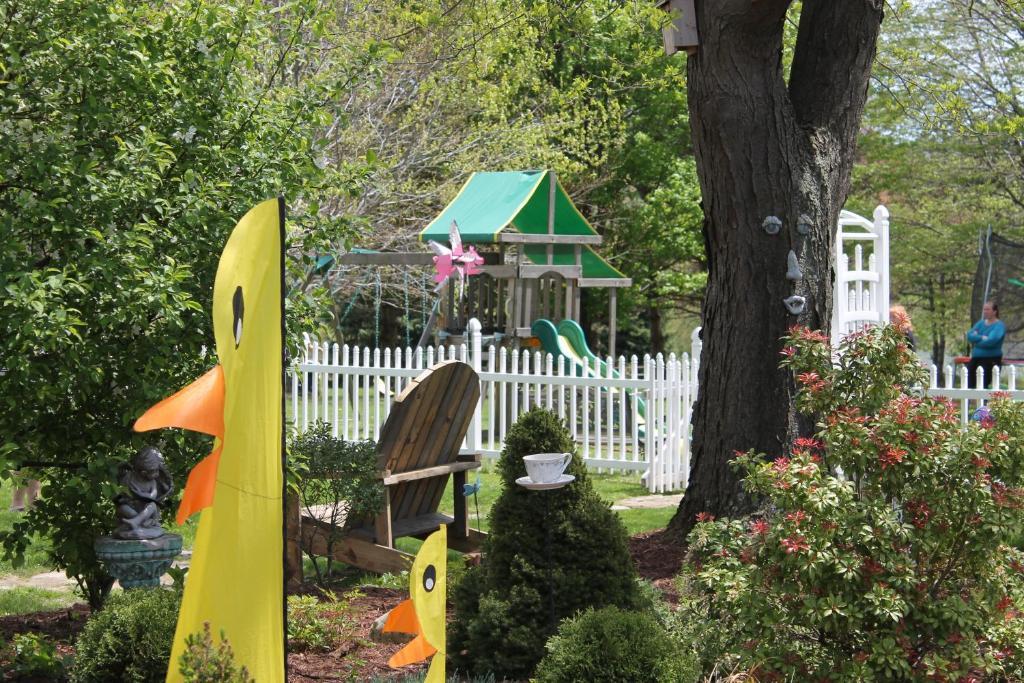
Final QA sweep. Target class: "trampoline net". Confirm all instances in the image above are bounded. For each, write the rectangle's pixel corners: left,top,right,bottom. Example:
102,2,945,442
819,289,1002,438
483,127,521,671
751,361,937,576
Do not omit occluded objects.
972,231,1024,360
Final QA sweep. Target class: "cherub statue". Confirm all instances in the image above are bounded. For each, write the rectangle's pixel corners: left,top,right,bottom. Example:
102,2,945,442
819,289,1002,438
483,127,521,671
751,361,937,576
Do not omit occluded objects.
114,446,174,540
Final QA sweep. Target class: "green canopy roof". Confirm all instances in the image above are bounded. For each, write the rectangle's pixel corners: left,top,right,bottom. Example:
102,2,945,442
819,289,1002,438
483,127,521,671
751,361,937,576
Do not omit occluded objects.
419,171,627,282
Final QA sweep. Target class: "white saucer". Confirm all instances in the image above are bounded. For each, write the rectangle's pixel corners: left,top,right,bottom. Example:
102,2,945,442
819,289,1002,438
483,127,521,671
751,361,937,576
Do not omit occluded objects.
515,474,575,490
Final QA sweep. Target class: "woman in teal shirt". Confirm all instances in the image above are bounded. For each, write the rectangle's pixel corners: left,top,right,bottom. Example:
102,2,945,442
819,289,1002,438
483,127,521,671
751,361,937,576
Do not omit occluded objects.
966,300,1006,388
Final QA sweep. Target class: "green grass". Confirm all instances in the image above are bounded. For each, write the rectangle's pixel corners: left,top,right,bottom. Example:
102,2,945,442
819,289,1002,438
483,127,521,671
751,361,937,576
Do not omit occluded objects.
0,483,53,577
433,462,676,534
301,464,679,588
167,516,199,550
0,587,77,616
618,507,675,535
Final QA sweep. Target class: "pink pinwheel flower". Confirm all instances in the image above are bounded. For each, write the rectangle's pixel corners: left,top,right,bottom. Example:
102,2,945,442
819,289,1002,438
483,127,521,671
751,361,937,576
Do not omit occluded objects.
428,221,484,296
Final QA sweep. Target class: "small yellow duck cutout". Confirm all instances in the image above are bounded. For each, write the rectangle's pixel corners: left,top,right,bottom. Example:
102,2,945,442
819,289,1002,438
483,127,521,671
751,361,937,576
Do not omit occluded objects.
134,198,285,682
383,525,447,683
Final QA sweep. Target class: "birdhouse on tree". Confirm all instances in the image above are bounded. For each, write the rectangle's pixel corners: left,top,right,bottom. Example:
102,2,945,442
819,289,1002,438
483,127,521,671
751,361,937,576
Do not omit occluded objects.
657,0,699,56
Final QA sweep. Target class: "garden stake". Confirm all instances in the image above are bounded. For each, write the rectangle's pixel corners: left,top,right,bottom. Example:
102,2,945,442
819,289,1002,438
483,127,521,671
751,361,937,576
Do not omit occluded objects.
463,474,482,529
134,198,287,682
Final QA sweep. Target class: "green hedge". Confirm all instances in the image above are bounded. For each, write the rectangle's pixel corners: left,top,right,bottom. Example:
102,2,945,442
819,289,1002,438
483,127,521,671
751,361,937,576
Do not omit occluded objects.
450,409,641,679
71,588,180,683
535,605,697,683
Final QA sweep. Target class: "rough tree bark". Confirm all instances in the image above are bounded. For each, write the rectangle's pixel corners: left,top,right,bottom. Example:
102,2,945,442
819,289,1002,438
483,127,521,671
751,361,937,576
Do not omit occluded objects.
649,302,665,355
669,0,885,539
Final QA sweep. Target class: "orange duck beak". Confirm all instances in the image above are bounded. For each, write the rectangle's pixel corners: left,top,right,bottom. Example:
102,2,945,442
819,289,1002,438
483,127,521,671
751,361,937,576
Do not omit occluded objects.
382,598,437,667
134,365,226,524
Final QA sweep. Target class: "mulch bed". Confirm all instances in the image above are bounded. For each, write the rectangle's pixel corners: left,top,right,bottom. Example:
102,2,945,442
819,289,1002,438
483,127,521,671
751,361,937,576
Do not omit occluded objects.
629,528,686,604
287,585,420,682
0,530,685,681
0,604,90,681
0,604,91,648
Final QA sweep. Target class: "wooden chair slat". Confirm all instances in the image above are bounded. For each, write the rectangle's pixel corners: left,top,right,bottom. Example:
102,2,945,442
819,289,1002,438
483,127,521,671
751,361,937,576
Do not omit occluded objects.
416,382,481,517
391,364,478,520
378,369,438,471
297,360,486,574
386,363,468,475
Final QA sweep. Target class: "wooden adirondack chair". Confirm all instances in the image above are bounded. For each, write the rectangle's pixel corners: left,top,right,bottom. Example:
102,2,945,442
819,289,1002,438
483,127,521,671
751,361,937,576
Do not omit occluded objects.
292,360,485,576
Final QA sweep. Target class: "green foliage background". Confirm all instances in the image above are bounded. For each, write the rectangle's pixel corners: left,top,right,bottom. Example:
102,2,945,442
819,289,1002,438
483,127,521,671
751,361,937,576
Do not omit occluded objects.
0,0,708,605
850,0,1024,365
297,0,705,355
0,0,358,605
2,0,1021,618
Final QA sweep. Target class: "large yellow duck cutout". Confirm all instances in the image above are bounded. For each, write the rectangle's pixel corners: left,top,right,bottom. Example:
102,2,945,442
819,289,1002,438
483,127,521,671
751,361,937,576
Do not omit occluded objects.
134,198,285,682
383,525,448,683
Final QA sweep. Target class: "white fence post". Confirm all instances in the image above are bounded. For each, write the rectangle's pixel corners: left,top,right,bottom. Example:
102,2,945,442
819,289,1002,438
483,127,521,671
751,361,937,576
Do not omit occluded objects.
646,354,661,493
833,206,889,345
666,353,679,493
681,352,693,489
341,344,351,440
331,343,339,437
291,327,1024,493
874,204,890,324
467,318,483,452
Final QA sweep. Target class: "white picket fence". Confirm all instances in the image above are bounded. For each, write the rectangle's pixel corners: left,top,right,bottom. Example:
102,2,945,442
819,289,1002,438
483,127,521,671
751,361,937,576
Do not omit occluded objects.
291,319,1024,494
925,364,1024,424
832,206,890,346
291,320,697,493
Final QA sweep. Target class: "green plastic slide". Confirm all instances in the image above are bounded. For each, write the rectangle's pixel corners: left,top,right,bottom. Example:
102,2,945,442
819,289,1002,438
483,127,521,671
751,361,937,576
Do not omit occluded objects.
530,319,646,423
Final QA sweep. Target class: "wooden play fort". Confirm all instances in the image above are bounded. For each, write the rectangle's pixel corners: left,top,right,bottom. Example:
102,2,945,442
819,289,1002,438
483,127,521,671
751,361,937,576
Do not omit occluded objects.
339,170,632,355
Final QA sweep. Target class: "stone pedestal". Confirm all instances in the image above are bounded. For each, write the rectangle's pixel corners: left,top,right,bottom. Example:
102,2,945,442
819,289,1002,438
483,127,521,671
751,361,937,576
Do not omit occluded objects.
95,533,182,589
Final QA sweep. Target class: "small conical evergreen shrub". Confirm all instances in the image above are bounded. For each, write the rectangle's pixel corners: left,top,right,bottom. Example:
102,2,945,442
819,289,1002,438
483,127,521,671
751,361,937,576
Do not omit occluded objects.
449,408,640,679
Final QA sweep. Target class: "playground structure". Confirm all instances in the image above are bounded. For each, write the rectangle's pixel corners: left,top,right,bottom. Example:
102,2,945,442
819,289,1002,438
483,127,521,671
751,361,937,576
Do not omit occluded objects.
337,184,894,361
339,170,631,355
303,195,1024,492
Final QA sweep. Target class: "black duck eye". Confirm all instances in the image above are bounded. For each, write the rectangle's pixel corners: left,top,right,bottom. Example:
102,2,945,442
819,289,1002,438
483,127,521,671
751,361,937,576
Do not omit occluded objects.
422,564,436,592
232,286,244,348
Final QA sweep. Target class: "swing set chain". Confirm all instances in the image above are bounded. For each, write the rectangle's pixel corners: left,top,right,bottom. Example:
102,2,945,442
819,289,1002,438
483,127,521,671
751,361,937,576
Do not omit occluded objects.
374,272,382,348
403,269,411,348
338,267,427,347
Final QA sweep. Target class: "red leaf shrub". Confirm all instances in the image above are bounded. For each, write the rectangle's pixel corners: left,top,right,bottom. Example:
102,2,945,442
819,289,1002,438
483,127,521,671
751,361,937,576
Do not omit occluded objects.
685,325,1024,681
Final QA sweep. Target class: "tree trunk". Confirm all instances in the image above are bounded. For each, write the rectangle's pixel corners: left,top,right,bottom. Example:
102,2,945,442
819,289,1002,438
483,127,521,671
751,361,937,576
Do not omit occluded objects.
379,301,399,347
669,0,884,539
649,301,665,355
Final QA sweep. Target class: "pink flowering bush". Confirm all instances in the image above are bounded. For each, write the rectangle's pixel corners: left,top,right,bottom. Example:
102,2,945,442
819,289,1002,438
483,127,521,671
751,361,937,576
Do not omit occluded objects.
685,325,1024,681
